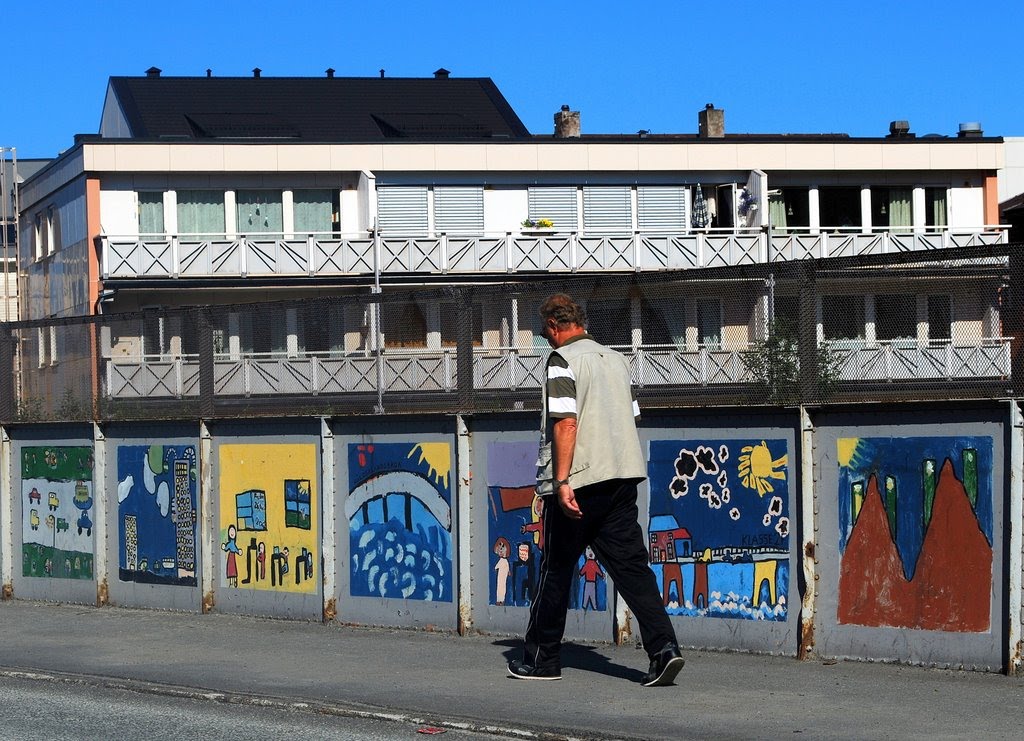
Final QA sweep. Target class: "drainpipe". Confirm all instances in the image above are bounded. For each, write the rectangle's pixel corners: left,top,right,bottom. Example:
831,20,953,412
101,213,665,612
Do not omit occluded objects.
456,414,473,635
320,417,337,623
93,422,109,606
1,423,11,599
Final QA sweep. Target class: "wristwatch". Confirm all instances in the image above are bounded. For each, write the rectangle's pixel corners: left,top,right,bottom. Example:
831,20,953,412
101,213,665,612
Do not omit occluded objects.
553,478,570,488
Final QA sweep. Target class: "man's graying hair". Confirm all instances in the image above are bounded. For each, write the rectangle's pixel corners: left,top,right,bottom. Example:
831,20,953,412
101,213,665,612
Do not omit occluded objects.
539,293,587,328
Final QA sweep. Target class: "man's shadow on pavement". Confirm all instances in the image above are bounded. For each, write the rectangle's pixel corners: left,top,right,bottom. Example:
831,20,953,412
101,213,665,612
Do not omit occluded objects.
495,638,645,682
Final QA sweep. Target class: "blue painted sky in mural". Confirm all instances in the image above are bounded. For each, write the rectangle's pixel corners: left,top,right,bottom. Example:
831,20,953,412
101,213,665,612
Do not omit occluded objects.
648,439,791,552
117,444,196,576
837,436,993,580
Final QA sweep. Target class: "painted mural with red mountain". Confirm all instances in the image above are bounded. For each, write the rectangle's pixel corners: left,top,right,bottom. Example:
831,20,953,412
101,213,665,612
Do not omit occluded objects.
838,437,993,633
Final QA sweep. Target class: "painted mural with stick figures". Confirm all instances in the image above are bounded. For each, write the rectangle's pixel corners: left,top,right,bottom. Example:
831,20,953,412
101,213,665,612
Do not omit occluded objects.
218,443,317,593
22,446,95,579
485,440,606,611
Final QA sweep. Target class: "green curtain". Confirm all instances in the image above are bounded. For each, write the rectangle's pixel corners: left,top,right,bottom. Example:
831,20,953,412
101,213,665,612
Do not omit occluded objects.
927,189,947,227
236,190,283,234
888,188,912,229
768,194,787,230
138,192,164,234
176,190,225,239
293,189,334,233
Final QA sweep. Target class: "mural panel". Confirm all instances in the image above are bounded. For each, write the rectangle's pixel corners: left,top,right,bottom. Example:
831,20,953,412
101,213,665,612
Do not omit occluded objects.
485,440,606,611
648,439,791,621
22,446,95,579
837,436,993,632
117,444,198,586
347,442,452,602
219,444,318,594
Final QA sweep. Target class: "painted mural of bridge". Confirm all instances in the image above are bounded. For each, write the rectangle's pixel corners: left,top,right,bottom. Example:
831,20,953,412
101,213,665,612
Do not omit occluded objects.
345,470,452,531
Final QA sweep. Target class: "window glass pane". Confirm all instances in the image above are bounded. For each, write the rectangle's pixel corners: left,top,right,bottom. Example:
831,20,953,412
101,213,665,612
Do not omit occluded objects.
927,295,951,341
818,187,861,229
138,192,165,233
381,302,426,348
822,296,865,340
293,189,335,233
236,190,283,233
640,299,674,345
876,294,916,341
696,299,721,347
925,188,947,227
177,190,225,238
440,302,483,346
298,304,345,354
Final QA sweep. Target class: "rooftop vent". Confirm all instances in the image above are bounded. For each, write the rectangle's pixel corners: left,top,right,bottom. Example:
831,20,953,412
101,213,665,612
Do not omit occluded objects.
887,120,913,138
252,67,261,78
146,67,161,78
434,68,450,79
380,69,385,78
958,122,983,138
206,69,212,78
326,67,335,78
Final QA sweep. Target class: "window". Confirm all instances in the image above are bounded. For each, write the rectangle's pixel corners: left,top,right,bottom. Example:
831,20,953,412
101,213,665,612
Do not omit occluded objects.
925,188,948,228
871,187,912,230
293,189,337,234
638,186,687,232
46,207,57,254
440,302,483,347
381,301,427,348
768,188,809,231
527,186,577,231
587,297,632,346
177,190,225,239
236,190,283,234
822,296,865,341
640,299,674,345
239,306,287,355
583,186,632,233
34,213,43,260
37,327,46,367
298,304,346,355
377,186,428,235
138,192,165,234
142,313,168,357
434,186,484,235
696,298,722,348
818,188,862,229
927,295,952,341
875,294,917,342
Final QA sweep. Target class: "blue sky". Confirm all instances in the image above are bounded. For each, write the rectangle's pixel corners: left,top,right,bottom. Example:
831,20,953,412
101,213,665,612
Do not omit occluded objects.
4,0,1022,159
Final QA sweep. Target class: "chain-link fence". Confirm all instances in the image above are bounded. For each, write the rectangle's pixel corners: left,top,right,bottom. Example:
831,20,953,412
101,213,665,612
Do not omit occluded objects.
1,242,1021,423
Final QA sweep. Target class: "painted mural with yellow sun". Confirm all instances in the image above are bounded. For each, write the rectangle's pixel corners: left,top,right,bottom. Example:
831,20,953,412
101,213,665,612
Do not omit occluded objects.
648,438,791,622
346,441,453,602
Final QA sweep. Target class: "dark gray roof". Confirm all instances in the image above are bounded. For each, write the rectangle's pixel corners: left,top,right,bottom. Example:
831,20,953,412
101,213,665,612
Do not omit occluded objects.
107,74,531,141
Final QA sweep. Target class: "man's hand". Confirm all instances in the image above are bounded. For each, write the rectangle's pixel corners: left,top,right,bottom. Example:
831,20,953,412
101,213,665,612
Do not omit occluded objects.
558,484,582,519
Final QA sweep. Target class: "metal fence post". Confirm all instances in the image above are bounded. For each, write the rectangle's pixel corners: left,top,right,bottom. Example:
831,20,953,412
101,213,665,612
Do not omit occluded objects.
197,308,215,419
0,328,14,422
798,261,819,403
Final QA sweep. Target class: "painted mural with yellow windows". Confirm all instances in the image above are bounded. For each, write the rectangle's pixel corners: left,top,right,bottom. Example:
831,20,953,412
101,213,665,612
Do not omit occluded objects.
219,443,318,594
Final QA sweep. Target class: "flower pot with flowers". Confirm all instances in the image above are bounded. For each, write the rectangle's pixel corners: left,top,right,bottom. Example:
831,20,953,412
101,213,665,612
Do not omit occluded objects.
521,218,556,235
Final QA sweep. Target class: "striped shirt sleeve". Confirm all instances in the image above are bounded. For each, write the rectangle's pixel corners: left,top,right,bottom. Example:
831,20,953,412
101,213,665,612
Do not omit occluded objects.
546,353,577,419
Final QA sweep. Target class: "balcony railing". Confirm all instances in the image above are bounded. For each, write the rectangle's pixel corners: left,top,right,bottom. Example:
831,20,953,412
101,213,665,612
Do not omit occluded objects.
102,338,1012,400
100,226,1010,280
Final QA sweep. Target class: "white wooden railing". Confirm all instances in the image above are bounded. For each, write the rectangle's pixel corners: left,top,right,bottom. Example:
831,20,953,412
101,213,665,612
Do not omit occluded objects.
102,338,1012,400
100,226,1010,280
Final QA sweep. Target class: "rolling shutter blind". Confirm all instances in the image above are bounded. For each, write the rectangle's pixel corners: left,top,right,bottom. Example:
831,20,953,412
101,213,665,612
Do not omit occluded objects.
527,187,577,231
377,186,428,235
638,186,688,232
434,186,484,234
583,186,632,233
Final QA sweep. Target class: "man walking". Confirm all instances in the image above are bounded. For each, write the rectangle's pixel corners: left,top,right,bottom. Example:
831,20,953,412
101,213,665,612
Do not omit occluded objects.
507,293,685,687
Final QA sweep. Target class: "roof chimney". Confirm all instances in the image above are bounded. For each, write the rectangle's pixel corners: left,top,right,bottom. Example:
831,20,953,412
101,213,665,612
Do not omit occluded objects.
380,69,385,78
698,103,724,138
434,68,450,79
145,67,161,78
554,104,581,138
958,122,983,138
206,69,212,78
326,67,335,78
252,67,261,78
887,120,913,138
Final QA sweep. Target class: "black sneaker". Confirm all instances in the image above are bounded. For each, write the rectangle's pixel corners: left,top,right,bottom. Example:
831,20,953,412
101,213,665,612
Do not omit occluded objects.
507,659,562,680
642,644,685,687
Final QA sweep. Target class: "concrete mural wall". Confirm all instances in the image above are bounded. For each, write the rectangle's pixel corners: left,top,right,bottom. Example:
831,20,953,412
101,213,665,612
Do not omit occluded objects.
0,404,1020,673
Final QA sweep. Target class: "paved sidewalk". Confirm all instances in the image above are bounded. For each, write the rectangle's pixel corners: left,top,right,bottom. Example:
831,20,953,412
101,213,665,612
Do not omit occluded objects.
0,601,1020,740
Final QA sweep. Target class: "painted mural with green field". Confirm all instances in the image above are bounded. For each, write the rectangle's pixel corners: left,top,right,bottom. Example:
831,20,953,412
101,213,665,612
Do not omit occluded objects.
22,446,95,580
